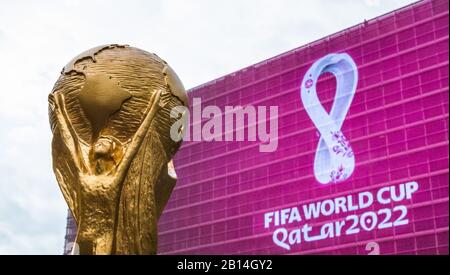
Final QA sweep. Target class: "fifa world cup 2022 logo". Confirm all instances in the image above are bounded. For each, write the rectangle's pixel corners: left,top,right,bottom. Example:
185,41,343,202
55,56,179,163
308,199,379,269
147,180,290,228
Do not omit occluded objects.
300,53,358,184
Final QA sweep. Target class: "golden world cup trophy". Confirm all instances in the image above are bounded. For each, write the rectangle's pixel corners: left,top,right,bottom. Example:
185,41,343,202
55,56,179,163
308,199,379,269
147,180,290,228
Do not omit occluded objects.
48,44,188,255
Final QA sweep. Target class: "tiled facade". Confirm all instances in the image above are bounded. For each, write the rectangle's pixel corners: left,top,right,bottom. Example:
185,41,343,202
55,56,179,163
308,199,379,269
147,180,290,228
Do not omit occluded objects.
64,0,449,255
63,210,77,255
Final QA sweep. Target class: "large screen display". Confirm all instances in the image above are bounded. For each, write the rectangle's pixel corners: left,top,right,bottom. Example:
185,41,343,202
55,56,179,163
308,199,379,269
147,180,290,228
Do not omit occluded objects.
158,0,449,255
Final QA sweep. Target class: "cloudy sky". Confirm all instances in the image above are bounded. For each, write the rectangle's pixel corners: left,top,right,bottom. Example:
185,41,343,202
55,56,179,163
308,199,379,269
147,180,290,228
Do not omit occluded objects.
0,0,417,254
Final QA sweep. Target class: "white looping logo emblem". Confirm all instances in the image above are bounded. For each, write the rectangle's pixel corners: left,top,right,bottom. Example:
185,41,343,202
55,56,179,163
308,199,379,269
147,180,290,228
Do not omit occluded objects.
301,53,358,184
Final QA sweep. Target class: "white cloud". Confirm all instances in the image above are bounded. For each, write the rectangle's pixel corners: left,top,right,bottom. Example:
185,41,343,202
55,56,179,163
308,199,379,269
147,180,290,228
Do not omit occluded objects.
0,0,417,254
365,0,382,7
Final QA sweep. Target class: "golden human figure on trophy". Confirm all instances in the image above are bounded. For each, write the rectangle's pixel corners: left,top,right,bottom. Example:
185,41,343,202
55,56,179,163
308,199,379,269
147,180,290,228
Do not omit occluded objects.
48,45,188,255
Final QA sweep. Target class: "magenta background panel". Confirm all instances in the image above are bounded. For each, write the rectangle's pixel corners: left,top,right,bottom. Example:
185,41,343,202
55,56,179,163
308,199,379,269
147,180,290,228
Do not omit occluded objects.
158,0,449,255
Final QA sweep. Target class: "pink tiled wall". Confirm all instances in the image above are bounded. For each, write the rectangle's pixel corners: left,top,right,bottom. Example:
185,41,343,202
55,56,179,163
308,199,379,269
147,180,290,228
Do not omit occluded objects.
158,0,449,255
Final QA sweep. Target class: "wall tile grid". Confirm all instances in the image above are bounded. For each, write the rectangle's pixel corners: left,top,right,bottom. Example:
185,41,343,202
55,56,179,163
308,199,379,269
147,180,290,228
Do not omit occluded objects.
159,0,449,255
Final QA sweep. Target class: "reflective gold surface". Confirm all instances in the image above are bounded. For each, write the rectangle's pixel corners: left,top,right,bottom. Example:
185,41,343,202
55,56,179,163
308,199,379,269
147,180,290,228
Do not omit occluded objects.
48,45,188,255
